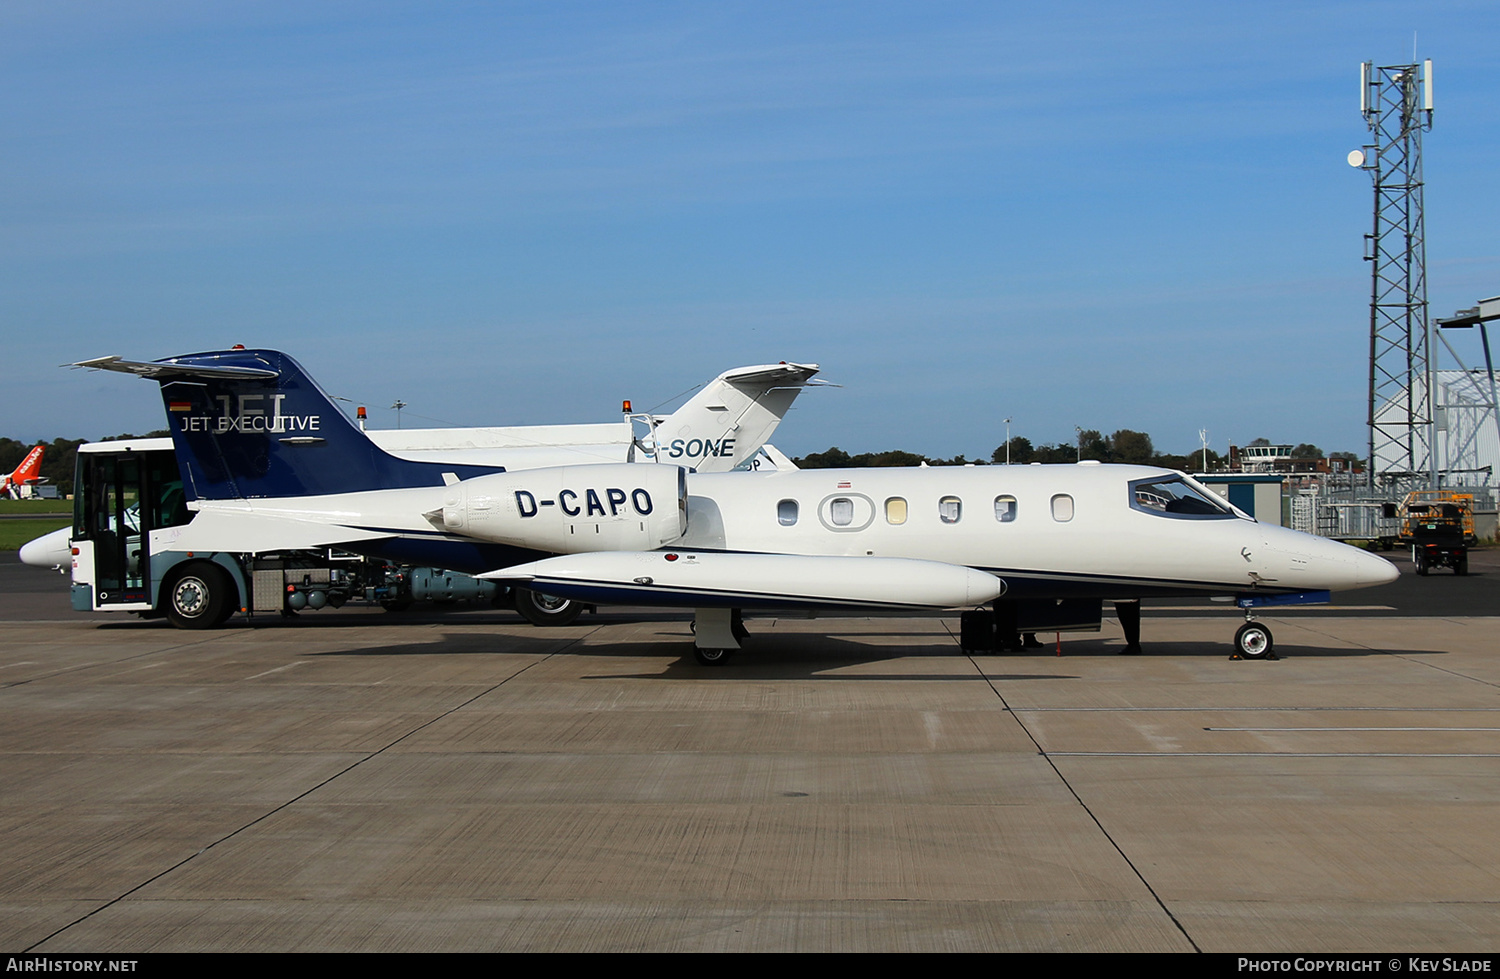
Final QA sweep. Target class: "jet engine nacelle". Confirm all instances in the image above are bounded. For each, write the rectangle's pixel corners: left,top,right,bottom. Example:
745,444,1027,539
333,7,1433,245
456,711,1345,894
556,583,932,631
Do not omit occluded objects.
436,464,688,553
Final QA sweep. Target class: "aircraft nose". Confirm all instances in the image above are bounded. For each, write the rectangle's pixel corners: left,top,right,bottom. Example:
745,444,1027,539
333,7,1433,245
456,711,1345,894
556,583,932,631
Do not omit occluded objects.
1355,547,1400,587
19,526,71,569
1269,527,1400,592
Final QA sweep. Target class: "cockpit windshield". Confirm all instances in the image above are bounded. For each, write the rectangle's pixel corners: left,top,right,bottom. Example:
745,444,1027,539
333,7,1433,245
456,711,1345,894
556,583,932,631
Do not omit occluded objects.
1129,476,1236,519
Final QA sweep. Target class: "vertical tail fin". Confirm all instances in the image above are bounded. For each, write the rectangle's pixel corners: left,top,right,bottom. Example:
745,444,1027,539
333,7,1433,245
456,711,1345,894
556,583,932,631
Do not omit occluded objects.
74,350,502,500
2,445,45,497
10,445,44,484
647,362,820,472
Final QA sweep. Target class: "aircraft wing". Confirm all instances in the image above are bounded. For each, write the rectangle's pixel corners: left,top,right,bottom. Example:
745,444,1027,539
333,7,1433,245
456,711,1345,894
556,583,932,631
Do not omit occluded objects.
480,550,1004,610
168,508,394,554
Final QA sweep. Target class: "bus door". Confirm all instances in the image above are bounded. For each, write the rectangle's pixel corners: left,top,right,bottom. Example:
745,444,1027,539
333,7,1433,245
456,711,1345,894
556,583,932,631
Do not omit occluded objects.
76,449,187,607
78,453,149,605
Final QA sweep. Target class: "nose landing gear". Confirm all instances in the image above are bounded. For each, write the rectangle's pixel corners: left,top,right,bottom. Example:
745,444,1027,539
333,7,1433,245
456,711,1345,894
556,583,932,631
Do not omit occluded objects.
1232,616,1275,660
1227,591,1330,660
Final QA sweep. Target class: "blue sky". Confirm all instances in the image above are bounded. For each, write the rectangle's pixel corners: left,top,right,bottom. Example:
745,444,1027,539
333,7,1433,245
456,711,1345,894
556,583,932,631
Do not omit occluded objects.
4,1,1498,460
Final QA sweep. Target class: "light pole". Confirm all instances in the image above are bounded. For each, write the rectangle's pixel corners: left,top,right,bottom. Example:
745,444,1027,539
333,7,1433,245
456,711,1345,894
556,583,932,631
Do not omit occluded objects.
1200,428,1210,472
1004,417,1012,465
392,399,407,429
1075,426,1083,463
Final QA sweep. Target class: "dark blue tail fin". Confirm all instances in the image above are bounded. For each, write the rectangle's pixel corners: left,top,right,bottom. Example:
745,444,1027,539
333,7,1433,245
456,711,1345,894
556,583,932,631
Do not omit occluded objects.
150,349,501,500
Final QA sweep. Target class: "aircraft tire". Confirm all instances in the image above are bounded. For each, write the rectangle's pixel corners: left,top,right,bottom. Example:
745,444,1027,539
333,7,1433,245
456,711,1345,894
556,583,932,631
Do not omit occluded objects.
1234,622,1273,660
693,647,734,666
164,563,233,630
515,587,582,627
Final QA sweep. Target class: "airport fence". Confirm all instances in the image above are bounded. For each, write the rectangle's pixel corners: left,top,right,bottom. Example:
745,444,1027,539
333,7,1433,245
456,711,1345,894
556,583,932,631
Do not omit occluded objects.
1289,478,1496,542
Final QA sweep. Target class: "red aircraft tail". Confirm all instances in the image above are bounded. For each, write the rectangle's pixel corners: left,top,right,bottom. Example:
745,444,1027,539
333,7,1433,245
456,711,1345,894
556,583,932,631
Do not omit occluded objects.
4,445,44,491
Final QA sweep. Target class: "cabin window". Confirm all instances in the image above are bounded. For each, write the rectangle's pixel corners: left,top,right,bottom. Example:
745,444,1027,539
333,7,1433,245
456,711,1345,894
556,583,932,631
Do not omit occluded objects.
1051,494,1074,522
994,495,1017,523
817,493,875,532
938,496,962,524
777,499,798,526
885,497,907,525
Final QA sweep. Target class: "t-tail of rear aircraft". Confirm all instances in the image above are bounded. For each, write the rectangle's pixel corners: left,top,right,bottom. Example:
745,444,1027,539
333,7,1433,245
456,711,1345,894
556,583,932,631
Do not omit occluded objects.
1,445,45,499
638,362,820,472
72,350,503,501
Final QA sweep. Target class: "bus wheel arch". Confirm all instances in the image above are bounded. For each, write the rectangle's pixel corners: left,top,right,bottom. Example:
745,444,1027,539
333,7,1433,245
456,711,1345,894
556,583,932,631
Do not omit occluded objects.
163,562,237,629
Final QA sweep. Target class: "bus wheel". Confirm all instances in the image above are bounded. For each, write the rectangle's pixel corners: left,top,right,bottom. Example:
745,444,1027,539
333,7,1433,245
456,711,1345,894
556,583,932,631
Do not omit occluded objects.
164,563,233,629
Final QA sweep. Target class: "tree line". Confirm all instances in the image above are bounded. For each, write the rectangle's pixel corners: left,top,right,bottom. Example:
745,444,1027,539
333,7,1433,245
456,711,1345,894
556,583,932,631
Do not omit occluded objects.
5,427,1359,496
795,430,1358,471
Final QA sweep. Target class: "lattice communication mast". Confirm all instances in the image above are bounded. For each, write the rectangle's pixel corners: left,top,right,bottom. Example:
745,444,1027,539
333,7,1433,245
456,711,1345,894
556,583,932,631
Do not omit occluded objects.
1355,58,1434,486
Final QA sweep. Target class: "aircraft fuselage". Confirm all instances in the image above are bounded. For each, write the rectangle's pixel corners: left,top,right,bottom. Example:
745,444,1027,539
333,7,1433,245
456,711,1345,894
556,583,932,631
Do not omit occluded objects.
671,463,1396,601
183,462,1395,603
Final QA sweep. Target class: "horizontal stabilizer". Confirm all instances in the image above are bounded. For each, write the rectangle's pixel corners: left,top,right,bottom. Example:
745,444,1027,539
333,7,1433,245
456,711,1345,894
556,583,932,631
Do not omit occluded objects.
482,550,1004,610
72,355,279,380
717,362,820,386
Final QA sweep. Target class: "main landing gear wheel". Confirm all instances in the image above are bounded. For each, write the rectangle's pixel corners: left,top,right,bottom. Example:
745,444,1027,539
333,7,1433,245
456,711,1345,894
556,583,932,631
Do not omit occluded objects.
693,647,735,666
514,586,583,627
164,563,235,630
1233,622,1274,660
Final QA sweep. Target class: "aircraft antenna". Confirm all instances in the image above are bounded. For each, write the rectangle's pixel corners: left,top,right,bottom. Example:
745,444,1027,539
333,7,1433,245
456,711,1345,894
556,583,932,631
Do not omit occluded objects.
1353,57,1435,491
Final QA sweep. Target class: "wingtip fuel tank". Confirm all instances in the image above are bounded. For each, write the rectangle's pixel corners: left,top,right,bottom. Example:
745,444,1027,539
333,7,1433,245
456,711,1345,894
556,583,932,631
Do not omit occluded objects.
483,550,1005,611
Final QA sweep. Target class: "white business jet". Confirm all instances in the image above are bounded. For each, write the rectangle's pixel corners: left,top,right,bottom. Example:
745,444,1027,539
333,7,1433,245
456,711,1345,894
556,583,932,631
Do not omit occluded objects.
467,462,1398,661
